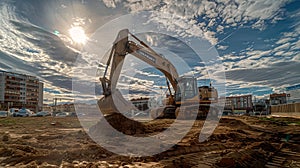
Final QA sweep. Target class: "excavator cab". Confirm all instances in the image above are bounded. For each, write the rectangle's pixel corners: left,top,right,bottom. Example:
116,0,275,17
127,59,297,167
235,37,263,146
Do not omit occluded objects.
175,76,198,102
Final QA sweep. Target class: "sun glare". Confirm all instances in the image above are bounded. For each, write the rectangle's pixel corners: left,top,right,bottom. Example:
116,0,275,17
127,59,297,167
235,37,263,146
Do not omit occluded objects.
68,26,87,44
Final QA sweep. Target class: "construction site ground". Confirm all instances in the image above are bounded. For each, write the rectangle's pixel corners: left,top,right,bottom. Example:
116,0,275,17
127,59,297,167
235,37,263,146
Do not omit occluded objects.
0,115,300,168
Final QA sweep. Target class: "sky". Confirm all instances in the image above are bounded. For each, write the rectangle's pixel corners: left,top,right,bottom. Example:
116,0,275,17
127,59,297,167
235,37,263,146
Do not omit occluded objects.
0,0,299,104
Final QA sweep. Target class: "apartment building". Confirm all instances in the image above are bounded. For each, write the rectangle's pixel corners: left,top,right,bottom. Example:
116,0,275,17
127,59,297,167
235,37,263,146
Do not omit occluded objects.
130,97,149,111
270,93,287,105
0,70,43,112
225,95,253,112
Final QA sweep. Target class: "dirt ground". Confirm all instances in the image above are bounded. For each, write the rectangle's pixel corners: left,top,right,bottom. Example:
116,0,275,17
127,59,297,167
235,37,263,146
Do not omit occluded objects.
0,115,300,168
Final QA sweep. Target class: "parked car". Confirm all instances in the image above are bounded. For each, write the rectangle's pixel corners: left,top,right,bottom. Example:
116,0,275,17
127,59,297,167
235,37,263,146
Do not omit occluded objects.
69,112,85,117
55,112,68,117
13,111,29,117
0,111,9,117
9,108,19,114
13,108,34,117
253,111,269,116
222,110,234,116
254,111,261,116
235,112,246,116
34,111,51,117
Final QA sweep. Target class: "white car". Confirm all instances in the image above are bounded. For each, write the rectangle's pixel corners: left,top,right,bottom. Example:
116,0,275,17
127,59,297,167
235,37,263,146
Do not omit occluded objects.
13,109,34,117
10,108,19,114
0,111,9,117
55,112,68,117
34,111,51,117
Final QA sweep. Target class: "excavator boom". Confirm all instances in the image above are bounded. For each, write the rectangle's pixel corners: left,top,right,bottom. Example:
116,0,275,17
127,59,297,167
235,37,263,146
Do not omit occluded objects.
101,29,179,98
99,29,180,115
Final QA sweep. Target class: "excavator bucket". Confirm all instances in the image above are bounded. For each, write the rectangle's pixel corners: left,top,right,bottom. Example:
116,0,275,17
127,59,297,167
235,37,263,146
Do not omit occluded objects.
98,89,137,116
95,90,146,136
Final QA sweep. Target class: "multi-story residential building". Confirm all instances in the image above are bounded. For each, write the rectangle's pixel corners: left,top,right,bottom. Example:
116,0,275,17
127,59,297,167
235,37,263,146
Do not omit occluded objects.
0,74,5,102
270,93,287,105
130,97,149,111
38,82,44,111
0,70,43,112
225,95,253,112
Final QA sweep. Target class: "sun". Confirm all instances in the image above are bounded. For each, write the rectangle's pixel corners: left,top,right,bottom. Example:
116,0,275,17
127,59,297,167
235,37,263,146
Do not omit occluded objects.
68,26,87,44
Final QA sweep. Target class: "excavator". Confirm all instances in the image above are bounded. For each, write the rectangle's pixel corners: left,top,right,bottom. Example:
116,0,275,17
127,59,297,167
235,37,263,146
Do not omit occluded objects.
98,29,219,119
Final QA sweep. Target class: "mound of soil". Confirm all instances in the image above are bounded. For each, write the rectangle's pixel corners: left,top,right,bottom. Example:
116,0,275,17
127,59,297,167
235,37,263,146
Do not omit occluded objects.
89,113,146,137
219,118,252,130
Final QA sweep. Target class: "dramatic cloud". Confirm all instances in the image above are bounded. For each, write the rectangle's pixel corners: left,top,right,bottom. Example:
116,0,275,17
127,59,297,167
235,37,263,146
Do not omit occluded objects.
100,0,290,45
0,0,299,103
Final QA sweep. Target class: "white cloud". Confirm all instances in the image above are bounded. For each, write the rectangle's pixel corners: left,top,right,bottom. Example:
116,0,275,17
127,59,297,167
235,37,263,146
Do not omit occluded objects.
292,53,300,62
276,37,294,45
216,25,224,33
224,61,300,92
217,45,228,50
248,50,272,60
283,31,299,38
107,0,291,46
203,31,217,45
275,51,285,56
282,51,295,57
274,42,291,52
241,0,286,20
221,54,240,61
291,41,300,50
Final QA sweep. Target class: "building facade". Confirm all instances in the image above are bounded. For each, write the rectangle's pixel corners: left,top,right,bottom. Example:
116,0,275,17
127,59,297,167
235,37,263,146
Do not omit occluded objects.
270,93,287,105
38,82,44,111
130,97,149,111
286,85,300,103
225,95,253,112
0,70,43,112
